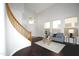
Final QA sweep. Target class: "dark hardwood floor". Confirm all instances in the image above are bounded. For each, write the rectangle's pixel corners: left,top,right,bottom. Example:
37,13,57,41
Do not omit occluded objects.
13,37,79,56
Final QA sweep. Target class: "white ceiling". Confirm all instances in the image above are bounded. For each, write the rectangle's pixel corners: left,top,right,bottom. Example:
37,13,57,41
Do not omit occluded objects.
24,3,55,14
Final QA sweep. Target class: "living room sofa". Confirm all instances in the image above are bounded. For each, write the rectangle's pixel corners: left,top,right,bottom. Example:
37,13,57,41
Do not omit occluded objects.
51,33,65,42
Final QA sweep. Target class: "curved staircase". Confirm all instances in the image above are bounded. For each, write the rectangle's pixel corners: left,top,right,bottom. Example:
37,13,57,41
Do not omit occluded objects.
6,3,32,55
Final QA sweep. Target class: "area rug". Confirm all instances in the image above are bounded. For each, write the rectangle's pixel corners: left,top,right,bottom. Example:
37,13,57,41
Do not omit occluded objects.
35,40,66,54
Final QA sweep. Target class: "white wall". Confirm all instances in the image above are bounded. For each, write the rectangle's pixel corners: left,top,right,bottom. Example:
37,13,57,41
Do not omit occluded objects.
0,3,5,56
6,14,31,56
9,3,24,26
37,3,79,37
6,4,31,56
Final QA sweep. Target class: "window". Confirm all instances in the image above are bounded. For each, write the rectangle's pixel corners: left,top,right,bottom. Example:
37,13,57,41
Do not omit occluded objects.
44,22,50,29
65,17,77,27
65,17,77,23
52,20,61,29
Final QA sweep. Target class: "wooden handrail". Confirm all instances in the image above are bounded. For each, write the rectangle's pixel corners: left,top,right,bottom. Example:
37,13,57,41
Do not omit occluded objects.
6,3,32,42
